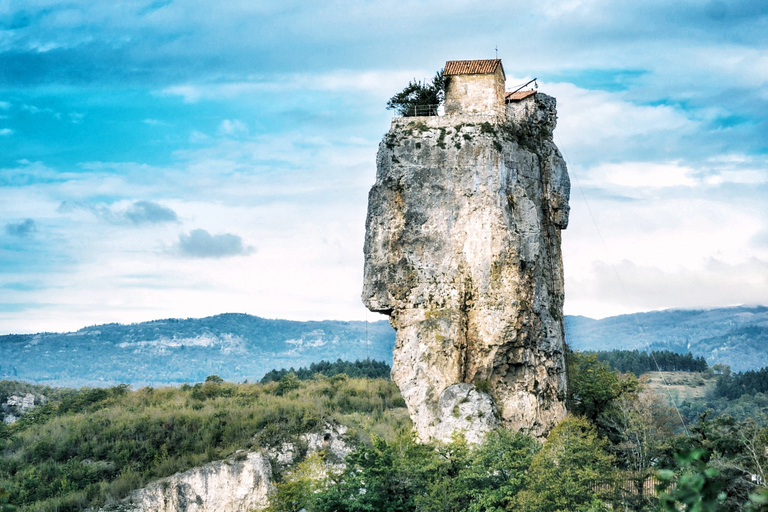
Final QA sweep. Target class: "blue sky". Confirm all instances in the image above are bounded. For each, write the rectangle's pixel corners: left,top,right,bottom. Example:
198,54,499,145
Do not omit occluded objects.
1,0,767,334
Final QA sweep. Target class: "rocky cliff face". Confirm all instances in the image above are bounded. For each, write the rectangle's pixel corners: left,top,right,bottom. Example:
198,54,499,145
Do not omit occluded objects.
97,423,352,512
363,93,570,442
2,392,44,424
99,451,272,512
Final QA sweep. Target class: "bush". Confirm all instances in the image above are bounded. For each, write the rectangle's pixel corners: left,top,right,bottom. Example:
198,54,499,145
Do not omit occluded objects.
513,416,617,511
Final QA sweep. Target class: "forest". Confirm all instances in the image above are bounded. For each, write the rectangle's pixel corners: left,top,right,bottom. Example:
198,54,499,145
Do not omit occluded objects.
1,352,767,511
715,367,768,400
268,352,768,511
590,349,709,375
260,359,392,383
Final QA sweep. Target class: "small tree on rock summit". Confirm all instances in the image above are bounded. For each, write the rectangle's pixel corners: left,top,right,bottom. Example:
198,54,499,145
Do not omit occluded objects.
386,69,448,117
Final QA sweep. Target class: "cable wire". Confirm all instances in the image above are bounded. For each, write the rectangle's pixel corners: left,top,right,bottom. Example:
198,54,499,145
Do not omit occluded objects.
555,130,690,436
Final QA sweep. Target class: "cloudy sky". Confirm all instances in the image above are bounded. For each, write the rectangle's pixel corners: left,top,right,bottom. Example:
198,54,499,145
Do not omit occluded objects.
1,0,767,334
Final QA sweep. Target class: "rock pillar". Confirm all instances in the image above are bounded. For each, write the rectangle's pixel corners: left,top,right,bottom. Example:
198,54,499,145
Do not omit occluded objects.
363,93,570,442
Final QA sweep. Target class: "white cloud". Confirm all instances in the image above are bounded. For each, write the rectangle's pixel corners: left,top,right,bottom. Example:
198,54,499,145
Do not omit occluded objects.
565,258,768,318
125,201,178,224
705,170,768,185
540,0,602,17
698,154,768,185
218,119,248,137
57,200,179,225
583,161,697,189
0,128,13,136
161,69,431,103
22,104,61,119
693,46,768,90
189,130,211,143
546,82,697,164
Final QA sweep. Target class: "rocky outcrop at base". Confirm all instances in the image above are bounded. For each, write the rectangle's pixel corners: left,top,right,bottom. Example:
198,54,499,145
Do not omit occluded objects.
99,451,272,512
2,392,43,424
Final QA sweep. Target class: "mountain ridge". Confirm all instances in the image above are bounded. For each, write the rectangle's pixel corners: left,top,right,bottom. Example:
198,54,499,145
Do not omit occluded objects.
2,305,767,387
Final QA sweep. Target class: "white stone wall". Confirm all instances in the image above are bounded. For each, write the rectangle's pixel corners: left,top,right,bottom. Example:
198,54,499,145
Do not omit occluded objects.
444,67,505,116
391,112,501,130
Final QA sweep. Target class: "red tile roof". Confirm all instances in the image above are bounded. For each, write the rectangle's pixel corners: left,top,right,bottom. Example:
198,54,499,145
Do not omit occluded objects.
505,90,536,102
444,59,504,77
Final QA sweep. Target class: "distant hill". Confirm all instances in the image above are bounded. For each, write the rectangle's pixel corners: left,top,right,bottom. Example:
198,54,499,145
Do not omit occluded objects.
0,314,395,387
2,305,767,387
565,305,768,372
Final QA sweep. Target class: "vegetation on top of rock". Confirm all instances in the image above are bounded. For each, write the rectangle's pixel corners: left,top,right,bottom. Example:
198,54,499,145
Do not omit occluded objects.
386,70,447,117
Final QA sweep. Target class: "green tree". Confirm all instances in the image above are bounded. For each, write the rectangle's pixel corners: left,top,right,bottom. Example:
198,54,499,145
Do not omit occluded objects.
274,372,301,396
0,485,19,512
386,70,447,117
415,432,473,512
457,429,540,512
311,429,539,512
747,488,768,512
514,416,617,512
689,413,768,508
568,351,638,423
608,388,677,509
314,433,435,512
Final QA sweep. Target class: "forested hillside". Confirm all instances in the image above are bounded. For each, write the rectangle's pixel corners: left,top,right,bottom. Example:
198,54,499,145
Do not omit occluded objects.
2,306,767,387
0,373,408,511
590,349,708,375
566,305,768,372
3,355,767,511
0,314,395,387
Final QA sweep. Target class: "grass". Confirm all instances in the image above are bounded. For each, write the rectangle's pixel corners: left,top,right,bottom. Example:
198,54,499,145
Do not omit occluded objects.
0,375,409,511
640,371,715,401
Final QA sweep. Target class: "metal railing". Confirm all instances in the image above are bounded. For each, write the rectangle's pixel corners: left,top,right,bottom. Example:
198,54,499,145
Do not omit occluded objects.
393,104,440,118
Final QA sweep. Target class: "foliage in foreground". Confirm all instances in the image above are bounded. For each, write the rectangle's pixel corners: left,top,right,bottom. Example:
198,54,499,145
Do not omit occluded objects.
3,352,768,511
268,427,543,512
0,374,408,511
267,353,768,512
